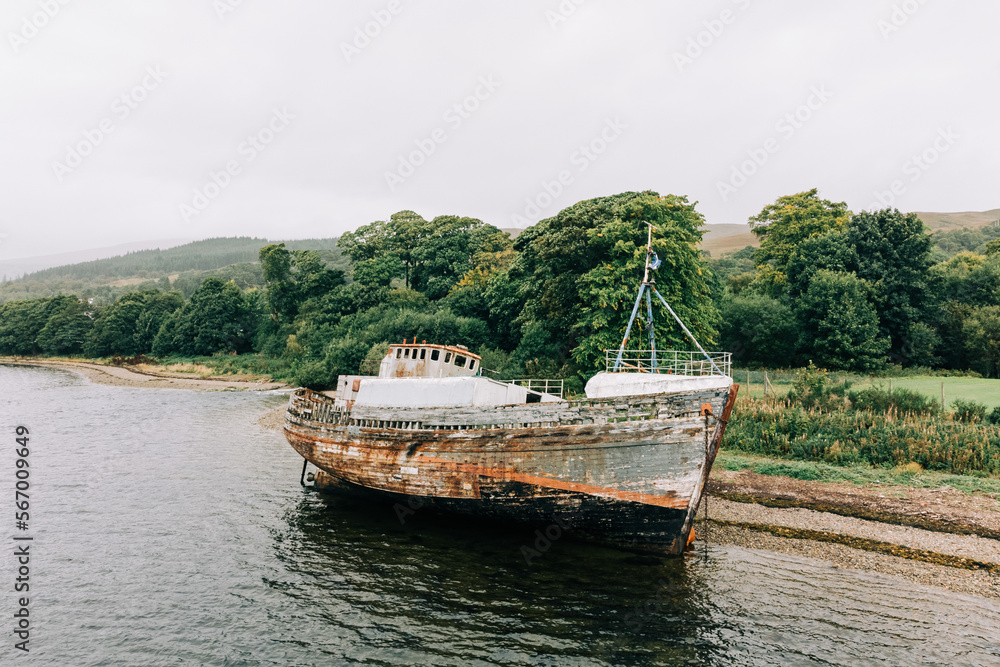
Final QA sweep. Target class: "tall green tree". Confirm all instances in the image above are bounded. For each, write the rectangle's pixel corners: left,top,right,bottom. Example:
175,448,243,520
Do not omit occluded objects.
258,243,345,322
960,306,1000,378
410,217,510,298
0,297,76,356
844,209,934,361
718,293,798,367
930,252,1000,308
748,189,851,294
339,211,511,299
796,270,889,371
497,191,718,375
338,210,430,288
84,290,183,357
37,296,93,355
152,278,255,356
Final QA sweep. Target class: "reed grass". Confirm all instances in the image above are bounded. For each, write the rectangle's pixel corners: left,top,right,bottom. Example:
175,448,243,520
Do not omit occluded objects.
725,395,1000,475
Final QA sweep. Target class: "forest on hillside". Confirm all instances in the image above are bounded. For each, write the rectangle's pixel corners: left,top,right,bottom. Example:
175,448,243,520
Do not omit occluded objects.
0,236,350,304
2,189,999,389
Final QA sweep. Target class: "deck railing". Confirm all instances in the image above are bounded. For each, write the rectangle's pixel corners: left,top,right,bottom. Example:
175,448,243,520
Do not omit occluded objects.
606,350,731,377
512,378,565,399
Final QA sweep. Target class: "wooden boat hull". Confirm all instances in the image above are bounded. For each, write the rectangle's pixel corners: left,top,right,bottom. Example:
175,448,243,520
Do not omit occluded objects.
283,383,739,554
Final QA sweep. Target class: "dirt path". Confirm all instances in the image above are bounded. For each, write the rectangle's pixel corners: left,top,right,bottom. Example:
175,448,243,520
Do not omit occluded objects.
1,358,287,391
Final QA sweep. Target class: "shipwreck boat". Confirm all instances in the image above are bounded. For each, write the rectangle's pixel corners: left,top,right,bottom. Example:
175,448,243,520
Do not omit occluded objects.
284,227,738,554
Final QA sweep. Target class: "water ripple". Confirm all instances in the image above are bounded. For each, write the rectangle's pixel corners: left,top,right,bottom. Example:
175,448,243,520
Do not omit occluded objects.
3,364,999,666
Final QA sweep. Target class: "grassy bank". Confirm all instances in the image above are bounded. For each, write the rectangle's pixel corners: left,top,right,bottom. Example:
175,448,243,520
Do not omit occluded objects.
715,451,1000,497
151,354,297,382
852,376,1000,410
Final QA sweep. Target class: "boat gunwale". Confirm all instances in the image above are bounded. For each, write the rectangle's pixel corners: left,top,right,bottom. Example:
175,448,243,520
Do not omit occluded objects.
284,384,731,435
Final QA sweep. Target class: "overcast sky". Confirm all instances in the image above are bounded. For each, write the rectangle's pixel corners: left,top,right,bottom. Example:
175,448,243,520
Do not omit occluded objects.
1,0,997,261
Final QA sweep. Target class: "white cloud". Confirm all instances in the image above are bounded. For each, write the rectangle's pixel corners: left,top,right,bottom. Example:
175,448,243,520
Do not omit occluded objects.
1,0,998,259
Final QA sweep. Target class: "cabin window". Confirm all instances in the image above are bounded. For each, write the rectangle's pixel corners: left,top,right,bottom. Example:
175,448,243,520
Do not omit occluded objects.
445,352,452,363
470,360,477,371
431,349,440,361
455,355,466,368
404,349,410,358
396,348,402,359
420,349,426,360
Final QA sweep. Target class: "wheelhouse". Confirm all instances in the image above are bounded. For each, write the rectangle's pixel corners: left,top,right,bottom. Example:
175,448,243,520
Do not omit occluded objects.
379,340,481,379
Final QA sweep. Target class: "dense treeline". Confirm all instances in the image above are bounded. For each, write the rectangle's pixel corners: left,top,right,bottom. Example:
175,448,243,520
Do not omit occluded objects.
0,192,717,390
2,189,999,387
711,189,1000,377
930,223,1000,261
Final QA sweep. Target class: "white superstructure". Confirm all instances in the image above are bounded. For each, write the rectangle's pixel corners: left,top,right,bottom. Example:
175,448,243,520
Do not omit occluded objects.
329,341,563,409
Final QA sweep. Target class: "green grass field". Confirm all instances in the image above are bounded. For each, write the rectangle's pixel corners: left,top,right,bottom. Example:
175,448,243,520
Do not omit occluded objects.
853,376,1000,410
737,372,1000,410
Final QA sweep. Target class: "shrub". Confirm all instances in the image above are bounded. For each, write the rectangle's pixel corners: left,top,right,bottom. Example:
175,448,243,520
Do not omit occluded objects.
952,399,987,423
849,387,939,415
989,406,1000,425
293,360,335,390
786,362,848,410
109,353,155,367
725,395,1000,475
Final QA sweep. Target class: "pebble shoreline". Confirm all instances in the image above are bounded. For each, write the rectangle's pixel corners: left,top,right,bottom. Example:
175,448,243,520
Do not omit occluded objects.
706,496,1000,565
699,521,1000,599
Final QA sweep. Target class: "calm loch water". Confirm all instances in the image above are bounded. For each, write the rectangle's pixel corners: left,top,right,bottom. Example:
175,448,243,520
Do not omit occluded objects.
2,364,999,666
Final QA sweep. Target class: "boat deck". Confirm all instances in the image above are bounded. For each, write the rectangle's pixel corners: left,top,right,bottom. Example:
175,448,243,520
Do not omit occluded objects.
287,385,731,432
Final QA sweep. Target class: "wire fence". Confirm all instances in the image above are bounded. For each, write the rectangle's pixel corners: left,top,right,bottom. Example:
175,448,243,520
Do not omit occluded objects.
733,368,875,397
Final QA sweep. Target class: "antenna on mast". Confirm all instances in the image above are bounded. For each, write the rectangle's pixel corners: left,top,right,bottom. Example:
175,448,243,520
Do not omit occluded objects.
611,221,722,375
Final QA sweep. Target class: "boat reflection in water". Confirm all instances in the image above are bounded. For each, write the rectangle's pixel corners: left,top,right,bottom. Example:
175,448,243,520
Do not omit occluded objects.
277,487,1000,666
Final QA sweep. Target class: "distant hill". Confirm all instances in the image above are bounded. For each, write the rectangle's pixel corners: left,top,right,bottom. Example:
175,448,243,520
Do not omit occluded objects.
915,209,1000,231
700,208,1000,259
11,237,347,283
700,224,757,257
19,237,273,282
0,236,349,304
0,239,192,280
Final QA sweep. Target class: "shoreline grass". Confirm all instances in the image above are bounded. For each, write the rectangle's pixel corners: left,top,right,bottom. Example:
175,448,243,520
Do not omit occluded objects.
715,451,1000,497
726,393,1000,475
